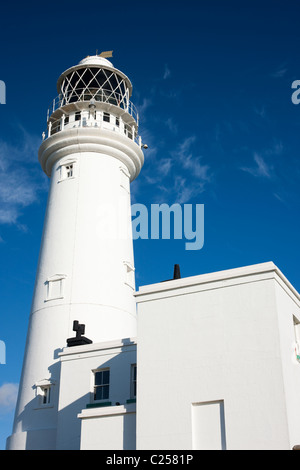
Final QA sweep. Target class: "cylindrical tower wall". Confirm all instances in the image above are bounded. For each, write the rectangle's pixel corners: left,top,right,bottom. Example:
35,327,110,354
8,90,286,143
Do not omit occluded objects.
8,97,144,448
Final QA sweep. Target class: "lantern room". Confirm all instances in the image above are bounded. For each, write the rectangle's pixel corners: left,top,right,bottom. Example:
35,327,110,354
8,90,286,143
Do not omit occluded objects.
44,53,140,144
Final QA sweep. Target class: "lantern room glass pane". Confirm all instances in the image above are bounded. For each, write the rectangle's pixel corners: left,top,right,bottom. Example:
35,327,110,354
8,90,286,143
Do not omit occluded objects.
60,67,129,106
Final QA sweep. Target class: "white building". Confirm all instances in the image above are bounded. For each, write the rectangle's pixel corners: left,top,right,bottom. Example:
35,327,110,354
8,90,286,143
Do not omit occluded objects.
6,54,300,451
136,262,300,450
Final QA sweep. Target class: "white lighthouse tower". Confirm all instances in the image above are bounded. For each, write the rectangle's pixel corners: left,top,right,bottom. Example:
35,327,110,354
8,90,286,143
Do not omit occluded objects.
7,52,144,450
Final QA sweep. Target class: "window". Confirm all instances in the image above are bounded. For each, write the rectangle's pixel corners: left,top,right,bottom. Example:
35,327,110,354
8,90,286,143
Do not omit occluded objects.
103,112,110,122
94,369,110,401
125,124,132,139
35,379,54,408
64,115,69,125
131,364,137,399
41,386,51,405
75,111,81,121
115,117,120,127
65,164,73,178
46,274,66,301
59,161,75,181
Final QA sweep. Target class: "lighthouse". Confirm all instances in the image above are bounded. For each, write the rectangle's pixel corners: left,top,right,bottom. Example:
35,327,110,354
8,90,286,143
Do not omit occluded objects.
7,52,144,450
7,51,300,452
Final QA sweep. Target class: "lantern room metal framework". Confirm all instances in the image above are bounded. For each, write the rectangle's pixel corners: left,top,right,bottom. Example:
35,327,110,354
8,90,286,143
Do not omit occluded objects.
44,55,140,145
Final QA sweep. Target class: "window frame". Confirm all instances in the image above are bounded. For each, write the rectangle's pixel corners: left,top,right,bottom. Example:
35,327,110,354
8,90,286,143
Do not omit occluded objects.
45,274,66,302
34,379,55,409
58,160,76,182
41,385,51,405
92,368,110,403
103,112,110,123
130,364,137,399
65,163,73,178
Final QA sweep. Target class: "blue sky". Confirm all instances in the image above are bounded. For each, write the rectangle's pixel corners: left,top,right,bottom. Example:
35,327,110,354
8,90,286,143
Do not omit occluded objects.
1,0,300,449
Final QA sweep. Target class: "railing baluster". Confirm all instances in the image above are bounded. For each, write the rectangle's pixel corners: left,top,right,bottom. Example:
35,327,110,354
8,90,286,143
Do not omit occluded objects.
48,121,52,138
44,88,140,143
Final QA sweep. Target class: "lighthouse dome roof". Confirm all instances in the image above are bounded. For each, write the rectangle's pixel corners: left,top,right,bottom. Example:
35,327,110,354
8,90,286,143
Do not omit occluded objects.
56,54,132,96
79,55,113,68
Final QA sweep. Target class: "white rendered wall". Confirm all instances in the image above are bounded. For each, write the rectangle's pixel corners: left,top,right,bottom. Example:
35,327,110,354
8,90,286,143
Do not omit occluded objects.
191,400,226,450
274,277,300,448
135,262,300,450
7,128,143,450
56,338,137,450
78,404,136,450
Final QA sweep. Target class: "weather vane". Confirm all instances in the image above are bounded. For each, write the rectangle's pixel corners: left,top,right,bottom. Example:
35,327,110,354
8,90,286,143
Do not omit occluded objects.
97,50,113,58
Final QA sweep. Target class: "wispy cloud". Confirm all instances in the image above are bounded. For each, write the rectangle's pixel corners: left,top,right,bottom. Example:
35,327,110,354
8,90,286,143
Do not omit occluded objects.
0,128,48,232
240,141,283,180
176,136,211,181
270,64,288,79
173,136,211,182
163,64,171,80
135,134,212,204
160,158,172,176
171,136,211,203
0,208,19,225
173,175,203,204
254,105,267,119
165,117,178,135
137,97,153,115
144,158,172,185
241,152,273,179
0,383,18,415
